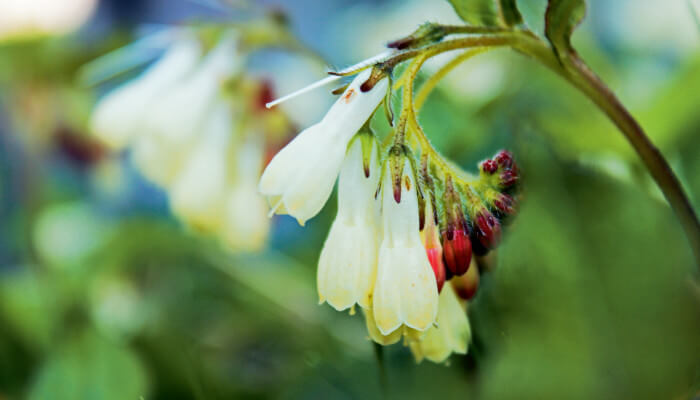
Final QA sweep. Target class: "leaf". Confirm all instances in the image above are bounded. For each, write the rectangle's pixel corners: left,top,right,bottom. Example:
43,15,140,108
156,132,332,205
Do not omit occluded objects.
544,0,586,58
499,0,524,26
28,330,149,400
447,0,501,26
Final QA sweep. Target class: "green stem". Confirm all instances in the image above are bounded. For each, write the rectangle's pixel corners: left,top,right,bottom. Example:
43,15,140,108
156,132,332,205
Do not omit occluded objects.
513,35,700,267
384,28,700,267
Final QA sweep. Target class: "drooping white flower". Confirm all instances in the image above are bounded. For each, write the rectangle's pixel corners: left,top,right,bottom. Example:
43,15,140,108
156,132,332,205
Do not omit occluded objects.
317,135,380,311
90,31,202,150
220,135,270,251
168,100,232,232
372,157,439,335
258,68,388,226
133,33,240,187
409,283,470,363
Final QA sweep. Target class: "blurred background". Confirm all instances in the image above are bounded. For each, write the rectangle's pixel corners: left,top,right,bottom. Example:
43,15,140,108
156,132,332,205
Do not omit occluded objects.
1,0,699,399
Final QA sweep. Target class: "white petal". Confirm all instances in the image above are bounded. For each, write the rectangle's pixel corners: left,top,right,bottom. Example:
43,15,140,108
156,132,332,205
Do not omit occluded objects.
221,181,270,251
258,68,387,225
90,34,202,150
373,244,438,335
144,33,239,149
317,218,378,310
221,136,270,251
372,159,438,335
168,101,232,232
409,283,470,363
364,308,402,346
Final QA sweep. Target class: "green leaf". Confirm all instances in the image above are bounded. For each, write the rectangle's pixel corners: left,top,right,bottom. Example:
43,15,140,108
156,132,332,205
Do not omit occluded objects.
499,0,524,26
544,0,586,57
28,330,149,400
447,0,525,27
447,0,501,26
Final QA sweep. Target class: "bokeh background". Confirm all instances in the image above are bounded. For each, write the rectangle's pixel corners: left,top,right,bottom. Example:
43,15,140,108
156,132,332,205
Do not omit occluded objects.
1,0,699,399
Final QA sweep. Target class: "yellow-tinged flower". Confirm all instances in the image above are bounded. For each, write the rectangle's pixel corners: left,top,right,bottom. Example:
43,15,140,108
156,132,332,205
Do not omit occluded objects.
317,135,380,311
168,101,232,232
409,282,471,364
135,32,239,187
220,136,270,252
372,156,439,335
258,68,388,226
90,30,203,150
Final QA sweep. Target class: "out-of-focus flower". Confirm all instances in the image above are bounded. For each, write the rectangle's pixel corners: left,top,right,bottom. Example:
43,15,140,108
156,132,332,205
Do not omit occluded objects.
91,31,203,151
0,0,96,41
317,134,380,311
259,68,388,226
89,29,287,252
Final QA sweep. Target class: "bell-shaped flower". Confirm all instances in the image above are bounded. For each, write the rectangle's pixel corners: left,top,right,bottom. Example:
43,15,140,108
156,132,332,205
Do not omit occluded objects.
90,31,203,150
220,135,271,251
168,100,232,232
317,134,380,311
134,33,240,187
372,156,439,335
409,283,471,363
258,68,388,226
144,33,240,148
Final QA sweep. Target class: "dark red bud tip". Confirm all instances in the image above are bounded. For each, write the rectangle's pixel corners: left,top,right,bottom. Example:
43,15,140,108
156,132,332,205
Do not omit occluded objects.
426,248,446,293
481,159,498,174
453,263,480,301
393,184,402,204
475,211,502,252
386,37,412,50
500,170,519,188
493,194,516,216
442,228,472,277
494,150,514,169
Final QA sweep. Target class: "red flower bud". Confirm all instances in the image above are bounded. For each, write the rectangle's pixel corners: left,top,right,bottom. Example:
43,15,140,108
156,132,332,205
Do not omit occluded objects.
481,159,498,174
494,150,514,169
473,210,501,254
493,193,516,216
442,227,472,277
426,246,446,293
499,169,518,188
453,261,480,301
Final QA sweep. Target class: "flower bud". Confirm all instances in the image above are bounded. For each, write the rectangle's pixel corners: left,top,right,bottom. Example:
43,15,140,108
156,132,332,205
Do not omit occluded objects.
422,200,446,293
452,259,479,301
472,208,502,256
441,175,472,277
480,159,498,174
492,193,516,218
494,150,514,169
442,226,472,277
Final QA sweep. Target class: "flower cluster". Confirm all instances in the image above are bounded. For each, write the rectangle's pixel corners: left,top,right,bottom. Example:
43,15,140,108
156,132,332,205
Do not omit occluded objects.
90,28,293,251
261,63,520,363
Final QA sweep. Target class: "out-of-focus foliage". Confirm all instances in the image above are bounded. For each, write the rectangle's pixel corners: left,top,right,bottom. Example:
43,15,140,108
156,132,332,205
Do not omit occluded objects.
0,0,699,399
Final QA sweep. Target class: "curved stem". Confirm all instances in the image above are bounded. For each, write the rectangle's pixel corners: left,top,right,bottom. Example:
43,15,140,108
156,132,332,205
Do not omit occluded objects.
383,27,700,266
510,35,700,266
414,48,490,111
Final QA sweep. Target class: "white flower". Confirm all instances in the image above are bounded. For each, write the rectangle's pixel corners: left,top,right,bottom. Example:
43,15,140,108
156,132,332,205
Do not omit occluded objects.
258,68,388,226
372,158,439,335
409,283,470,363
317,135,380,311
220,136,270,251
90,31,202,150
168,100,232,232
134,33,240,187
